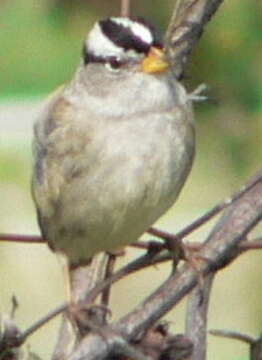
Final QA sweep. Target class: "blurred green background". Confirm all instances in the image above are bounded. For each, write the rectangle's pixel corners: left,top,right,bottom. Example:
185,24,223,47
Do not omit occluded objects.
0,1,261,359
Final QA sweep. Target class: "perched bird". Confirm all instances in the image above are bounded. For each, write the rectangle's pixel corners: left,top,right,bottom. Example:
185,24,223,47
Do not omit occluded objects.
32,17,195,269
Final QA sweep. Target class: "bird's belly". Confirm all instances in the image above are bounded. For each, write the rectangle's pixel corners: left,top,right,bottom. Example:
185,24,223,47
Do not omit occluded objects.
53,163,178,264
47,112,194,265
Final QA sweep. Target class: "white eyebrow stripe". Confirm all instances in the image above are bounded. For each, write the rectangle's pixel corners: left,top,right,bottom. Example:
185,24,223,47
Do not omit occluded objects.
111,17,153,44
87,23,123,58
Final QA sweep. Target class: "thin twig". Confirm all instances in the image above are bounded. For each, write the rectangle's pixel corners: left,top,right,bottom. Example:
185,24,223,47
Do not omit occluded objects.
101,253,117,311
14,303,67,347
114,171,262,340
120,0,131,17
71,167,262,360
3,172,262,353
210,329,262,360
15,232,262,347
80,249,166,304
209,329,255,344
149,172,262,242
5,171,262,352
4,250,169,350
54,171,262,360
0,234,44,243
2,174,260,248
240,240,262,250
132,238,262,252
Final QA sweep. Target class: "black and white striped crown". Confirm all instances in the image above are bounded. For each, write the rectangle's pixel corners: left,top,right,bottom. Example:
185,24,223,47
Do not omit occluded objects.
83,17,161,66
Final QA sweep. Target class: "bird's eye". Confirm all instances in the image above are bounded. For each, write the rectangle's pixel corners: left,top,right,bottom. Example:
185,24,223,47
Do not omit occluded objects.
105,56,123,72
110,57,122,68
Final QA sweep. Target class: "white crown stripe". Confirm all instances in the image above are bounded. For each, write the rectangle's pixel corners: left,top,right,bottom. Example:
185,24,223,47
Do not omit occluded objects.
87,23,124,58
86,18,154,60
111,17,153,44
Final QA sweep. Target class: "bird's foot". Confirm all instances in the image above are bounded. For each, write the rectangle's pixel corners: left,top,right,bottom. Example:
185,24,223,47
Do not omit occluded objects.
68,302,111,338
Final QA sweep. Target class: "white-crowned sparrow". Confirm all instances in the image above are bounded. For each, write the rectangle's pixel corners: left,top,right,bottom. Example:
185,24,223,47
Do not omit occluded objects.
32,17,195,268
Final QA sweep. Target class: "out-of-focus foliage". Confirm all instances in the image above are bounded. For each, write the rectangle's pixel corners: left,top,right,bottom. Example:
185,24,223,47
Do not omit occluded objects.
0,0,261,176
0,0,173,98
188,0,262,177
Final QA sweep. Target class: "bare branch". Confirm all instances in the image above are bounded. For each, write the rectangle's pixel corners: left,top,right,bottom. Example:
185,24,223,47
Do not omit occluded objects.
70,253,110,304
65,171,262,360
51,315,75,360
52,253,110,358
209,329,255,344
80,248,165,304
20,304,66,344
0,234,44,243
120,0,131,17
149,171,262,243
100,253,117,312
1,166,259,249
3,171,261,360
186,274,214,360
251,338,262,360
165,0,224,78
115,171,262,339
210,329,262,360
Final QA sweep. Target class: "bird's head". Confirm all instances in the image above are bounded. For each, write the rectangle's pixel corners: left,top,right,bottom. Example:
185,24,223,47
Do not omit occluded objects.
82,17,169,75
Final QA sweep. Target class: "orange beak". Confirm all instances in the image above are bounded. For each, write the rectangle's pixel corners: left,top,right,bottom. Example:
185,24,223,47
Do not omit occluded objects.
141,47,169,74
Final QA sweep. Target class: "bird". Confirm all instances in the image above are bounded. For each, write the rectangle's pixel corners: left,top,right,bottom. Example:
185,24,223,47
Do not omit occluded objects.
32,16,195,270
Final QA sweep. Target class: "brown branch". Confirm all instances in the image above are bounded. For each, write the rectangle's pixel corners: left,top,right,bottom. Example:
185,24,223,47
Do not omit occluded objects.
3,171,261,358
240,239,262,250
0,234,44,243
149,171,262,243
51,315,75,360
210,329,262,360
115,170,262,337
132,239,262,252
6,231,262,354
186,274,214,360
209,329,255,344
251,338,262,360
51,253,110,359
77,247,167,304
65,170,262,360
1,168,259,250
100,253,117,311
2,168,259,248
164,0,224,78
120,0,131,17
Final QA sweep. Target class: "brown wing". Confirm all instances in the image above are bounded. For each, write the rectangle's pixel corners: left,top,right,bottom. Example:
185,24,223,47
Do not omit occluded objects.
32,85,66,242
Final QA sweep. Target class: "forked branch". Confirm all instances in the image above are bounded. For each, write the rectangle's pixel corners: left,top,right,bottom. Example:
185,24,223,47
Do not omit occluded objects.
67,170,262,360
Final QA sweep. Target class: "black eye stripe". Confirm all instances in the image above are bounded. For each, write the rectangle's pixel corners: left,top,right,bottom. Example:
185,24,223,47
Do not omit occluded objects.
83,46,126,67
99,18,152,54
83,47,104,65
